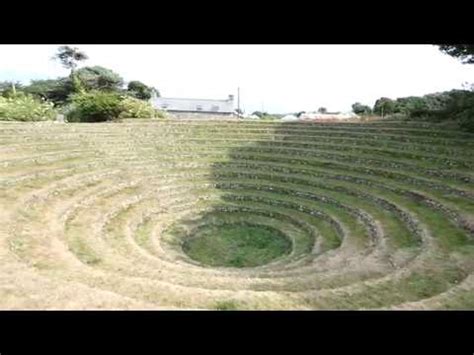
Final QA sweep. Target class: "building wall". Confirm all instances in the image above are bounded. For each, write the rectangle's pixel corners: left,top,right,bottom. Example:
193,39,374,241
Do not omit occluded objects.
151,96,234,113
168,111,238,120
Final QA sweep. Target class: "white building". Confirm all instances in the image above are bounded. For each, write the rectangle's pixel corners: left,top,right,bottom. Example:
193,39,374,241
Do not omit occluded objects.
150,94,236,119
299,112,359,121
281,114,298,122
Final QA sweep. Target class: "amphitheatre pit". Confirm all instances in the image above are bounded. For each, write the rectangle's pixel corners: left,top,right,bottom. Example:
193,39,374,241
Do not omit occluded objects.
0,119,473,309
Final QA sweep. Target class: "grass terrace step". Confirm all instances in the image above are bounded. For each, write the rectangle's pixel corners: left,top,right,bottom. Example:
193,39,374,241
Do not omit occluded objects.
0,119,472,309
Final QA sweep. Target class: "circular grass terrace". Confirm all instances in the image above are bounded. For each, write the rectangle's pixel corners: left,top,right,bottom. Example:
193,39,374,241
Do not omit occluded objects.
0,119,473,309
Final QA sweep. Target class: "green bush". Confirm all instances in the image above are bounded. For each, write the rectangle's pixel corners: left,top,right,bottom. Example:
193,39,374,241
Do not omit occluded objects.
118,96,157,119
67,91,123,122
0,94,57,121
155,109,167,119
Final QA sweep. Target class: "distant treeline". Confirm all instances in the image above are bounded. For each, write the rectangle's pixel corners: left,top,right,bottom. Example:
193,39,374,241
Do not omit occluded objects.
372,89,474,132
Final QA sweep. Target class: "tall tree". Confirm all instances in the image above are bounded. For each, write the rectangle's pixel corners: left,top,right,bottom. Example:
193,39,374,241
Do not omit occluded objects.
75,66,124,92
127,81,153,100
373,97,395,117
53,46,88,92
438,45,474,64
317,107,327,114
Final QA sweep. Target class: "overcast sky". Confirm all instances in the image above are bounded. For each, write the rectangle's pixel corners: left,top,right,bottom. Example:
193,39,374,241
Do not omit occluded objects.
1,45,473,114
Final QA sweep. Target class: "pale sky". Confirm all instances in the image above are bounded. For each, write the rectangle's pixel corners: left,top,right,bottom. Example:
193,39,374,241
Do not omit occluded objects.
1,45,473,114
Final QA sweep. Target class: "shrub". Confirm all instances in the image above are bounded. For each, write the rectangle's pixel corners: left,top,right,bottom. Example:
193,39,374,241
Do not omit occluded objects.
118,96,157,119
67,91,122,122
154,109,167,119
0,94,57,121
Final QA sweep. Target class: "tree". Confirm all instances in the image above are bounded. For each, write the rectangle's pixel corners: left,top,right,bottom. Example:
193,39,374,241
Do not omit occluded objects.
53,46,88,72
127,81,153,100
23,78,74,106
438,45,474,64
317,107,327,114
373,97,395,117
53,46,88,92
351,102,372,115
76,66,124,92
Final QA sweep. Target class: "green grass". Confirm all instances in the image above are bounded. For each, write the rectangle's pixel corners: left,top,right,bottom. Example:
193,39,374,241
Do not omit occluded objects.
214,300,240,310
2,119,473,309
68,236,102,265
182,223,292,267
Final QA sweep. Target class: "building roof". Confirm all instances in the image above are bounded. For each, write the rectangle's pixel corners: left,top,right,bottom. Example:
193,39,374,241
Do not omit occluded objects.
151,95,234,113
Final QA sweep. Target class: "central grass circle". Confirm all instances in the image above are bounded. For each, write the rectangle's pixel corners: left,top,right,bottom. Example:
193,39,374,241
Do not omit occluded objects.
182,223,292,267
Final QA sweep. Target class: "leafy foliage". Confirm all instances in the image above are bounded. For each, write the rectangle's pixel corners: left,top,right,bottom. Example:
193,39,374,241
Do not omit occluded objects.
317,107,327,113
76,66,124,92
437,90,474,132
119,96,159,118
67,91,123,122
352,102,372,115
373,89,474,132
438,44,474,64
53,46,88,71
0,81,23,98
127,81,153,100
373,97,396,116
23,78,74,106
0,94,57,121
